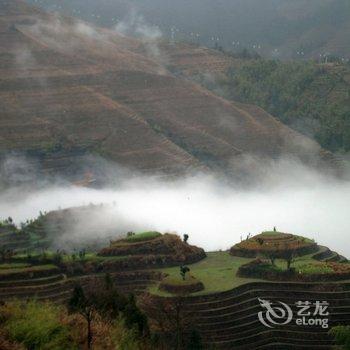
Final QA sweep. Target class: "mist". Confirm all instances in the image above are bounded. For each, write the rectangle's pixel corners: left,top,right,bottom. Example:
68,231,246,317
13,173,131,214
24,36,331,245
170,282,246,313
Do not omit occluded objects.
26,0,350,59
1,158,349,256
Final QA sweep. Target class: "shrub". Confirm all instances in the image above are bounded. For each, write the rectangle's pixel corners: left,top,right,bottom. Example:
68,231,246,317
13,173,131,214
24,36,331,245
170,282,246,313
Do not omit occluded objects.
122,231,161,243
0,300,75,350
330,326,350,350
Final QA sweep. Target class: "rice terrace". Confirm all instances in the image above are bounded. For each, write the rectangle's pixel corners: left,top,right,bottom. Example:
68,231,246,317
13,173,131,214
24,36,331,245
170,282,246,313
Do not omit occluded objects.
0,207,350,349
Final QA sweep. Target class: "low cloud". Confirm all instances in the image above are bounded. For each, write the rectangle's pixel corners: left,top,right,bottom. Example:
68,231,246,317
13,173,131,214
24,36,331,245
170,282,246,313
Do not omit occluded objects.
1,158,350,257
114,9,162,41
114,8,167,65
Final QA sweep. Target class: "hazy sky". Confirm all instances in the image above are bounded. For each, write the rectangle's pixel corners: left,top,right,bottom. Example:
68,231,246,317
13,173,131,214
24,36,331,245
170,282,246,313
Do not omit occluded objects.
26,0,349,58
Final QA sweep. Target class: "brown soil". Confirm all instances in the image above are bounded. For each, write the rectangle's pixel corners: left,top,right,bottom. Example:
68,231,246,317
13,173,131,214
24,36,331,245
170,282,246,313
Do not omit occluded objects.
0,1,333,178
98,234,206,268
230,232,318,258
159,275,204,294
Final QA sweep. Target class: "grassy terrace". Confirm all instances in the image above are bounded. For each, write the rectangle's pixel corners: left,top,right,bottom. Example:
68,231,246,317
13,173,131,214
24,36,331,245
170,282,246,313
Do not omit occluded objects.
1,230,349,297
149,249,350,296
149,252,258,296
117,231,161,244
0,263,30,270
0,264,58,276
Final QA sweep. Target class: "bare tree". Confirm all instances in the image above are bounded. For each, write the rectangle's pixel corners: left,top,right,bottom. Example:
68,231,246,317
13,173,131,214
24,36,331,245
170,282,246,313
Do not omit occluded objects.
140,294,198,350
68,285,96,349
281,244,297,270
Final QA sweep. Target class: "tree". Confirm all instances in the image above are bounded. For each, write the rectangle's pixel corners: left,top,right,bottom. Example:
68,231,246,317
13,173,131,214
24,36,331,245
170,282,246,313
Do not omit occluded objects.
187,329,203,350
257,238,277,266
68,285,95,349
281,245,297,270
71,276,148,340
266,250,278,266
123,294,149,337
104,272,113,290
183,234,189,243
0,248,7,263
140,294,197,350
0,249,14,263
52,252,63,265
180,266,190,280
330,326,350,349
80,276,126,322
256,237,264,246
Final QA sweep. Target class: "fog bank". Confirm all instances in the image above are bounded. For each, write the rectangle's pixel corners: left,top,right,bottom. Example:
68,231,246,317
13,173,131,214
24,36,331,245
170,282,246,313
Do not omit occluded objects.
0,159,349,256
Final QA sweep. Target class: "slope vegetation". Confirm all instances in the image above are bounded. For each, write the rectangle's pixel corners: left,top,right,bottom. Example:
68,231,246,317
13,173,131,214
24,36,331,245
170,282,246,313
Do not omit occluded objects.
0,1,336,179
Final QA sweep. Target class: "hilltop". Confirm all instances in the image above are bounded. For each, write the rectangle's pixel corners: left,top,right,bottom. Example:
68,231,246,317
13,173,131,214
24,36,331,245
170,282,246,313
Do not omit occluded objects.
0,0,336,182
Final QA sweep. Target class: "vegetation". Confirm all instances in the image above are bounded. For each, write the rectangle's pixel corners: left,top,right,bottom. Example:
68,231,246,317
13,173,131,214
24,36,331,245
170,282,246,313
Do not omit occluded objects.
159,273,205,294
0,298,154,350
121,231,162,243
140,294,200,350
68,277,150,349
68,285,95,349
0,300,75,350
194,57,350,153
0,224,349,348
223,59,350,153
180,266,190,280
231,231,317,261
297,263,334,275
0,264,58,278
150,252,257,296
330,326,350,350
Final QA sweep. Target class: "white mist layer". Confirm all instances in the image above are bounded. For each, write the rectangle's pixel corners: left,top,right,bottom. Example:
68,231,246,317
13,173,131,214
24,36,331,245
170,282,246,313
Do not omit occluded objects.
1,164,350,256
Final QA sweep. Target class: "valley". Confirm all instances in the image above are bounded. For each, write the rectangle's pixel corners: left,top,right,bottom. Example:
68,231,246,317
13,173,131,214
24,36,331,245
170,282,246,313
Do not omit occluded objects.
1,1,350,349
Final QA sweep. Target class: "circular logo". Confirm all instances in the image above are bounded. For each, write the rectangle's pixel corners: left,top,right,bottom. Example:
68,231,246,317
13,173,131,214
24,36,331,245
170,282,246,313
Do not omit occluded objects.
258,298,293,328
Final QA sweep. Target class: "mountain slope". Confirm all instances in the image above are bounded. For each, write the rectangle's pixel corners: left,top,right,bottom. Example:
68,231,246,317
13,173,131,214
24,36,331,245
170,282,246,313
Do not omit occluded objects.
192,57,350,154
0,1,335,181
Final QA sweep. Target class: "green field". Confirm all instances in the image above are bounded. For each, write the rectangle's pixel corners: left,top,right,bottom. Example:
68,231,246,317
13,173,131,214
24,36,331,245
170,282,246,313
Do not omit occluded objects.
122,231,162,243
0,263,30,270
149,252,258,296
149,249,346,296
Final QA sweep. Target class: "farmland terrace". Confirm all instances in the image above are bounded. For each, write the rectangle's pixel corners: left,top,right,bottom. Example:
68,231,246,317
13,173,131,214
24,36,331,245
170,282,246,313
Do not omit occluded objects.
0,226,350,349
0,0,338,182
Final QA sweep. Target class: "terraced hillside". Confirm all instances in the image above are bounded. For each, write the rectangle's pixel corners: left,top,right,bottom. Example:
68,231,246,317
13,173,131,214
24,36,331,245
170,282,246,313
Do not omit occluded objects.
0,267,162,305
1,204,153,252
197,57,350,155
0,272,72,304
183,281,350,349
143,232,350,349
0,1,336,180
99,231,206,267
0,227,350,349
160,41,234,77
0,222,30,252
230,231,319,258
